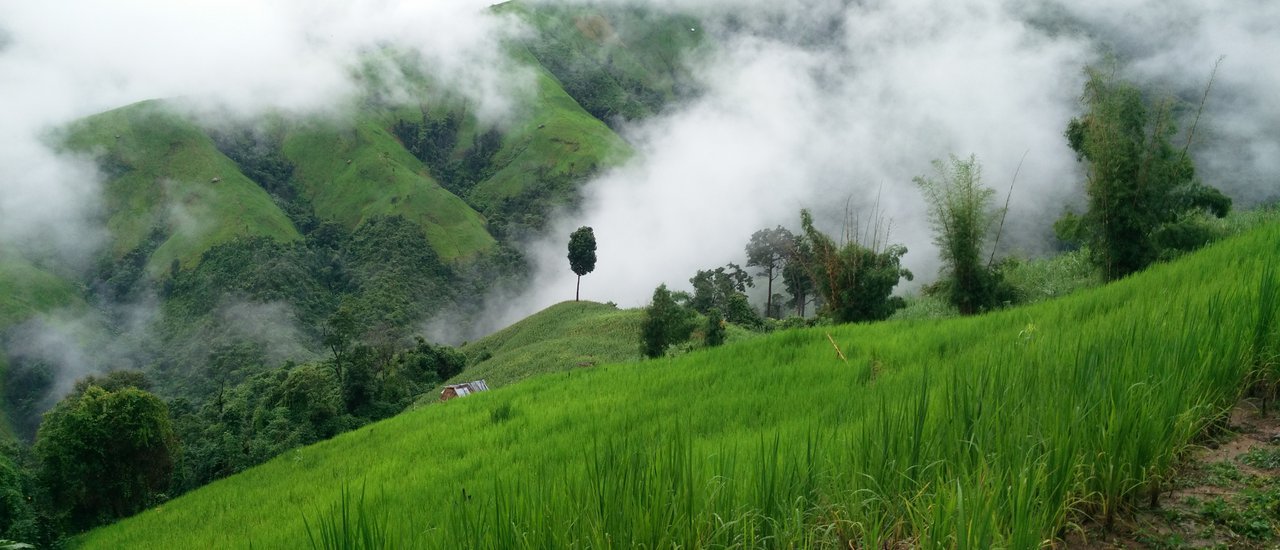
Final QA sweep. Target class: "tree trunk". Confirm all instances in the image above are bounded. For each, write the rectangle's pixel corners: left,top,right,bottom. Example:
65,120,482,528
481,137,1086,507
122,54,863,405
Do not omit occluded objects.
576,275,581,302
765,268,774,319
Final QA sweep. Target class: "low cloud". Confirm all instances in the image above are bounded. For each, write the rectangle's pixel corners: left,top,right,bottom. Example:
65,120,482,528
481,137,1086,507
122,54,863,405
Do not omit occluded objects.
216,300,316,366
0,0,530,261
488,0,1278,330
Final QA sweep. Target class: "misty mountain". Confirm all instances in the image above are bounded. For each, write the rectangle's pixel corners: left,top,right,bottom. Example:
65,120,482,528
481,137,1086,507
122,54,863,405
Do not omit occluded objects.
1,0,1276,441
0,2,705,437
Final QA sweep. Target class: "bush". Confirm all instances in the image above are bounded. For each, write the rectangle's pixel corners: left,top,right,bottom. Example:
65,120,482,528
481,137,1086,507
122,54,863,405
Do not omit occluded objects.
798,210,912,323
641,285,696,358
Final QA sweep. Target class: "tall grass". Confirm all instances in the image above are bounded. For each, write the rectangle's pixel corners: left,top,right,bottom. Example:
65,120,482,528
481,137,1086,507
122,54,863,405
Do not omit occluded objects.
304,484,392,550
82,223,1280,549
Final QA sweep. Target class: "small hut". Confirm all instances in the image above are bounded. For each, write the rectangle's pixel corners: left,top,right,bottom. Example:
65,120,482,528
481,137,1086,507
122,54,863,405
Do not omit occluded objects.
440,380,489,402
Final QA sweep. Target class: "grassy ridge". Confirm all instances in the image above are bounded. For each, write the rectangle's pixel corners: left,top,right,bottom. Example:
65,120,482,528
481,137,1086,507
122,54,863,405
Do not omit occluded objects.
453,301,644,389
283,117,496,261
62,101,300,274
80,222,1279,548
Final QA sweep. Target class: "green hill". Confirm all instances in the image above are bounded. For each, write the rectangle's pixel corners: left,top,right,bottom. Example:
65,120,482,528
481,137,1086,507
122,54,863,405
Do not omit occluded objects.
0,250,81,330
1,5,721,540
61,101,301,275
0,247,85,436
446,300,759,395
452,301,644,389
504,1,706,123
4,5,697,421
282,116,496,262
466,54,631,214
78,222,1280,547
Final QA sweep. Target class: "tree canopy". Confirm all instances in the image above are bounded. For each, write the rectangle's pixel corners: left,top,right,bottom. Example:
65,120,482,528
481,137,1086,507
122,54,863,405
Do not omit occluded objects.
915,155,1012,314
568,226,597,301
640,284,695,358
35,385,177,531
1061,67,1231,280
688,264,760,327
798,210,912,323
745,227,796,319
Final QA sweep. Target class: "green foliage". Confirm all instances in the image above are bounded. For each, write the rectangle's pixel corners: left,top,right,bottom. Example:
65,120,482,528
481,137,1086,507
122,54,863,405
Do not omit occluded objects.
280,365,344,433
798,210,912,323
77,222,1280,549
640,285,695,358
704,309,726,347
687,264,761,327
390,111,505,201
568,226,597,301
0,442,36,543
0,357,53,442
1000,248,1101,305
1063,66,1231,279
155,214,456,398
781,239,817,317
35,386,176,532
208,125,298,202
401,338,465,384
745,226,796,319
567,226,597,277
70,370,151,397
915,155,1014,314
171,339,453,496
342,216,455,333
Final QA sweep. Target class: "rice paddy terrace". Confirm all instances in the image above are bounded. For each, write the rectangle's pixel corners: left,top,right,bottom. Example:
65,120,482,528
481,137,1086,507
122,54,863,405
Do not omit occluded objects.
77,221,1280,548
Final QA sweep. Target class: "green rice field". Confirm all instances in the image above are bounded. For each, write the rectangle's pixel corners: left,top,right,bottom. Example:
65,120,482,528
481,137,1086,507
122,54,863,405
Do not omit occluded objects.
80,222,1279,548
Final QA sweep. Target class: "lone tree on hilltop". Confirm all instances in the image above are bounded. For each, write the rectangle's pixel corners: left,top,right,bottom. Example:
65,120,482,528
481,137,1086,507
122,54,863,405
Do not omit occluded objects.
568,226,597,301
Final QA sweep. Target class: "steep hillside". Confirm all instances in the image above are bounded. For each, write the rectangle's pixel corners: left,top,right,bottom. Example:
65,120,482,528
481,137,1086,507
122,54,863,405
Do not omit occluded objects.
0,250,81,330
61,101,301,276
465,54,631,218
79,222,1280,547
282,116,496,261
505,1,706,123
0,4,704,417
0,248,86,436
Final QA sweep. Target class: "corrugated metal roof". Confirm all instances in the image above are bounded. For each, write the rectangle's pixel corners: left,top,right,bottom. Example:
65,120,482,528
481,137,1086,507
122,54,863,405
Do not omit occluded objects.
443,380,489,398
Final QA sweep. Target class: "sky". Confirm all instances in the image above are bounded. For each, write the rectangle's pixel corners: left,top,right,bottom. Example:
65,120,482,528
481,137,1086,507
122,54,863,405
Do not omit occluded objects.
1,0,1277,342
